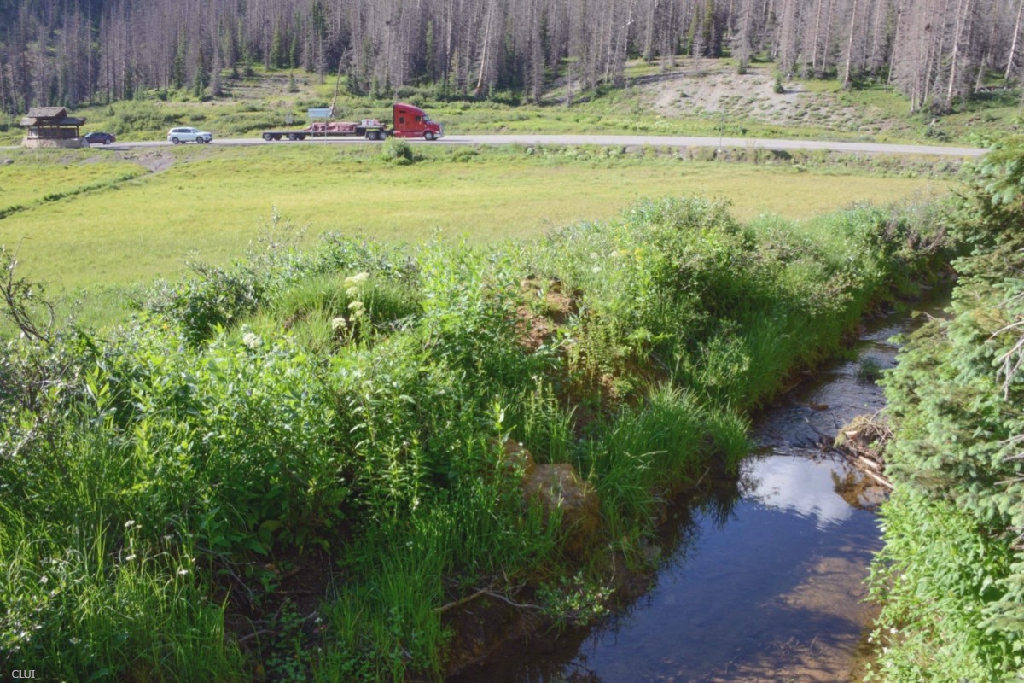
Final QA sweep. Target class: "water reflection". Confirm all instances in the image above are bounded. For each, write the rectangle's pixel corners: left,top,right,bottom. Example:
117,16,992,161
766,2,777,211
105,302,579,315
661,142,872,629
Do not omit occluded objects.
741,455,855,530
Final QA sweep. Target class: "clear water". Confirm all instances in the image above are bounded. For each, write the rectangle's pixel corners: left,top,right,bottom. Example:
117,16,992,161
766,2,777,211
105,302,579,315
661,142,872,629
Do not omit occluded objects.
554,453,882,681
463,311,933,682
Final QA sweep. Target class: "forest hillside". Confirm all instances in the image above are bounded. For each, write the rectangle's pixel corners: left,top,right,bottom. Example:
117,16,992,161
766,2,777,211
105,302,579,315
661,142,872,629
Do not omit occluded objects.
2,0,1023,117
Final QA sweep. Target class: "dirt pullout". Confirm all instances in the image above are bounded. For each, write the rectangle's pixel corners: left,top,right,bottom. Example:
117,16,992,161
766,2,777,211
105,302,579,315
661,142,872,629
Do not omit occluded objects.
641,60,895,136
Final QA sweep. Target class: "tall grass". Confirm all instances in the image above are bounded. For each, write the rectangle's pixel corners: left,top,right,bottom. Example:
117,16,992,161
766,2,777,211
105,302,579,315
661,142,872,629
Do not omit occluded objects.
578,385,749,546
0,191,953,679
0,430,242,680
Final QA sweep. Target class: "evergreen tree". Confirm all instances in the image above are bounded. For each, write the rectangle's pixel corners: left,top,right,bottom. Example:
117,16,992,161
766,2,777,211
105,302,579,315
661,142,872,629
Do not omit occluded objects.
172,37,186,90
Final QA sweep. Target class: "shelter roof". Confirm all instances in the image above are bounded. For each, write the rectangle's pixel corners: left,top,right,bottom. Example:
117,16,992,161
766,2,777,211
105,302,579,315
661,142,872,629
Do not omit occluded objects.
26,106,67,118
20,107,84,127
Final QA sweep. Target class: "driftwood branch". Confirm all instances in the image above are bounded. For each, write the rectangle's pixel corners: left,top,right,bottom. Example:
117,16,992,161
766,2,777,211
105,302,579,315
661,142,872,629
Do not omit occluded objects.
236,629,275,644
993,318,1024,400
436,588,543,614
834,411,893,489
850,457,894,489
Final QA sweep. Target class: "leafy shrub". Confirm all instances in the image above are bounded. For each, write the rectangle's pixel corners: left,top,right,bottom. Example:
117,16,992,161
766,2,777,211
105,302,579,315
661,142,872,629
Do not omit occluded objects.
869,488,1015,680
380,137,414,165
142,263,265,345
449,147,480,162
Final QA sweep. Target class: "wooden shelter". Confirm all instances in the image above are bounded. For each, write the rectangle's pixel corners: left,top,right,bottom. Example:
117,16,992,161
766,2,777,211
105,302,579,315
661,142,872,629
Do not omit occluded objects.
20,107,87,148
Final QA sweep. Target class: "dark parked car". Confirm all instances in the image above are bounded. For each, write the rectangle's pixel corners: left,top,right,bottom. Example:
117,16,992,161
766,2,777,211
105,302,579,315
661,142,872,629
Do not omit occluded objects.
83,131,116,144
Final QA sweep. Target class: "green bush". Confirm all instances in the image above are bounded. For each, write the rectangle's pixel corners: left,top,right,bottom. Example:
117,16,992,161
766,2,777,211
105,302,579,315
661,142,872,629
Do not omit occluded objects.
380,137,414,165
142,263,266,345
868,138,1024,678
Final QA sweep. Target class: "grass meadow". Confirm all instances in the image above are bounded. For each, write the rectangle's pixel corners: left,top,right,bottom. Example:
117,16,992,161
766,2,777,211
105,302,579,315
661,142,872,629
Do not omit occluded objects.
0,152,148,217
0,143,947,329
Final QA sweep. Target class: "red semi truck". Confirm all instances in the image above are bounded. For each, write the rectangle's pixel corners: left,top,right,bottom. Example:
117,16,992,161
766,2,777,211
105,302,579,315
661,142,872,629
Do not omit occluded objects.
261,103,443,141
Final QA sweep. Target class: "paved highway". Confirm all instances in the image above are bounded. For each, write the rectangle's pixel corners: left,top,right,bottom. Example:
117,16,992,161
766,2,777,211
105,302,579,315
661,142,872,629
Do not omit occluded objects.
435,134,985,157
26,133,984,157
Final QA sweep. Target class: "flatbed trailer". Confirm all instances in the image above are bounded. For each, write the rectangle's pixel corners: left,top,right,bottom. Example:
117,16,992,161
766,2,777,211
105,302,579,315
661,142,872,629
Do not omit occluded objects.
261,103,442,142
261,118,387,141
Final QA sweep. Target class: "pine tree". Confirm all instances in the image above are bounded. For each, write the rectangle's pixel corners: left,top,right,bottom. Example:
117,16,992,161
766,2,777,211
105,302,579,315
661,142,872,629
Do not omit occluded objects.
172,38,186,90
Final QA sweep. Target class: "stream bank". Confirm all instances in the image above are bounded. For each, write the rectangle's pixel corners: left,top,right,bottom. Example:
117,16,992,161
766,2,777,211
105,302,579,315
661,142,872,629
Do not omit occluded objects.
454,300,944,682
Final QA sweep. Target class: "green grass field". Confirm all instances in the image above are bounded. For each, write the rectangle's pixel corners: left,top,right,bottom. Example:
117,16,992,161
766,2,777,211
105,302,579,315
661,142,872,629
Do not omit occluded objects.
0,151,148,216
0,145,947,295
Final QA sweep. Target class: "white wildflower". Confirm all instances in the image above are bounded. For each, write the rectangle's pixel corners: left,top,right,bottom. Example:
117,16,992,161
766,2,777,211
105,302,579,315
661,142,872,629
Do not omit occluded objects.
124,520,135,529
177,568,190,576
332,317,348,332
242,332,262,349
344,271,369,287
125,554,137,562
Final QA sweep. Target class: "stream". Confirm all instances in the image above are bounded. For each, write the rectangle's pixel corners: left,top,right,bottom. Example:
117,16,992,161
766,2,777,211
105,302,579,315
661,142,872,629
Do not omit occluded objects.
464,304,938,682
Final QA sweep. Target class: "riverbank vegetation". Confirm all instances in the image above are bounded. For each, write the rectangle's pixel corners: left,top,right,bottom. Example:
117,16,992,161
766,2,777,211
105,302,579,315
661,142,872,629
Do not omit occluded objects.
0,185,953,677
867,138,1024,679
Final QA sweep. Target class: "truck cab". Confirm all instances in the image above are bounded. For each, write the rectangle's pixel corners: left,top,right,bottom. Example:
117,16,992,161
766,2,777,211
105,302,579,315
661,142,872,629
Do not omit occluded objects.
391,103,443,140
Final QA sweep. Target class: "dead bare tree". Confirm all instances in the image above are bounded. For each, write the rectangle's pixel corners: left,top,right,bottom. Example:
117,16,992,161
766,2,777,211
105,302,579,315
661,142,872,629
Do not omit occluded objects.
945,0,976,110
1006,0,1024,79
0,0,1018,114
841,0,863,87
732,0,755,71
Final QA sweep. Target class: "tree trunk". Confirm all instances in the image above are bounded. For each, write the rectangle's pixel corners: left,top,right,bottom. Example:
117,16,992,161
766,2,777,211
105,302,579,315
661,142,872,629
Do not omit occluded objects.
811,0,825,75
922,0,953,108
842,0,861,87
888,0,904,84
1007,0,1024,80
474,0,494,96
444,0,454,96
945,0,974,110
819,0,835,76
